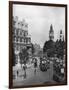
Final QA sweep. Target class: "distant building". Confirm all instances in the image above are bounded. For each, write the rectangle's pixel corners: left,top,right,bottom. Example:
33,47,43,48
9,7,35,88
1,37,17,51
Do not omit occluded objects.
33,43,41,56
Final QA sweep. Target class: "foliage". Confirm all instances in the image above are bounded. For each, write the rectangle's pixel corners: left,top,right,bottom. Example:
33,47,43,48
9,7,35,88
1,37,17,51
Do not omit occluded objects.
43,40,55,57
43,39,65,58
19,48,29,65
31,43,35,54
55,39,64,59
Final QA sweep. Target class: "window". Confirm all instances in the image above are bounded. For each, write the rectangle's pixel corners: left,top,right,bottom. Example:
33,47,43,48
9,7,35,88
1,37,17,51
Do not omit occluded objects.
24,39,26,43
13,37,16,42
22,38,24,43
29,38,31,43
18,30,20,36
14,29,16,35
18,38,20,42
16,29,19,36
20,30,22,36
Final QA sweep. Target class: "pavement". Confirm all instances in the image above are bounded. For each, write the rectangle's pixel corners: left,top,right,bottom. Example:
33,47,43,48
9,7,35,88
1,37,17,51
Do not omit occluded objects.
13,61,54,87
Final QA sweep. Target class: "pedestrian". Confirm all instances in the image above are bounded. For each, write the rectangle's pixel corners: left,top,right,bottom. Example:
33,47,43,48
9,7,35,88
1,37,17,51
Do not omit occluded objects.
23,64,27,78
17,70,19,77
34,58,37,75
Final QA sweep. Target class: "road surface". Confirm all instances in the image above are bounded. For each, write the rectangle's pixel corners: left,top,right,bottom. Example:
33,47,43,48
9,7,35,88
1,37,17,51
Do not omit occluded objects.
13,60,54,87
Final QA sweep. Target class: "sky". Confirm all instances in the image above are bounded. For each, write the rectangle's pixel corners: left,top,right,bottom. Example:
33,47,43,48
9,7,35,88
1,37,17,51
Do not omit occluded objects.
13,4,65,48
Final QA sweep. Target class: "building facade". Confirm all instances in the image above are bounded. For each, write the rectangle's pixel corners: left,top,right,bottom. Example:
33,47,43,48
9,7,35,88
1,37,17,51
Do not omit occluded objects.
13,16,32,52
13,16,32,65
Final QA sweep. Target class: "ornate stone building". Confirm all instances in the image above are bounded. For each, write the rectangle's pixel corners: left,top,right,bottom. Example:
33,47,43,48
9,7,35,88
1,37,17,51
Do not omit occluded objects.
13,16,32,65
13,16,32,52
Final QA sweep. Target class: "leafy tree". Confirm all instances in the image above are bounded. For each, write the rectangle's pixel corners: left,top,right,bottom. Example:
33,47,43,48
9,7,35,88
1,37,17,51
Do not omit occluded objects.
43,39,65,59
19,48,29,66
31,43,35,55
43,40,55,57
55,39,64,59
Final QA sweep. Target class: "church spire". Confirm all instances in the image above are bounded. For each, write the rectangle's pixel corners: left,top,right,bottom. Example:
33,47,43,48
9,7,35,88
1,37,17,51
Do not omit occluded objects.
50,24,53,33
49,24,54,41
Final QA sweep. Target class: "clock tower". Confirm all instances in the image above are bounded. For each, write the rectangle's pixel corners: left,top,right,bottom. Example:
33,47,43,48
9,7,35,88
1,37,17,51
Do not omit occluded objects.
49,24,54,41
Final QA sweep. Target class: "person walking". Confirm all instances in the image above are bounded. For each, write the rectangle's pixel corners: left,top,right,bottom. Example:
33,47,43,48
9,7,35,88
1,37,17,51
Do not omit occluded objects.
23,64,27,78
34,58,37,75
17,70,19,77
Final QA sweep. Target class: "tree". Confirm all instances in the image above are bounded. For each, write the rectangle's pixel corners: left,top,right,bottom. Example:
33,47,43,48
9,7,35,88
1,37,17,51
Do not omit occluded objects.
43,40,55,57
55,39,65,59
19,48,29,66
31,43,35,55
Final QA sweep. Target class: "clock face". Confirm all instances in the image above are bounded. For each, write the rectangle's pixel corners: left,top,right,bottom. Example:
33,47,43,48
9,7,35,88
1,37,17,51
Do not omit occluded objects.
49,33,53,36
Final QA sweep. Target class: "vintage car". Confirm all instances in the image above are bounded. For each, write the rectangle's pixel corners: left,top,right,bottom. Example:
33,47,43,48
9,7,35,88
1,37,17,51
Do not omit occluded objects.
53,58,65,82
39,56,50,71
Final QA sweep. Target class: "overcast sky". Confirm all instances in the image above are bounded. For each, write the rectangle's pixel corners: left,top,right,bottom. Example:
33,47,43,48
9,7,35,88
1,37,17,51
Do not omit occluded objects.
13,4,65,48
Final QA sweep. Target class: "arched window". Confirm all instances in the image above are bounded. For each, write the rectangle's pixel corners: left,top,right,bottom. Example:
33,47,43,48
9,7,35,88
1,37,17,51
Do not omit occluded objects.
18,38,20,42
22,38,24,43
24,39,26,44
20,30,22,36
18,30,20,36
13,37,16,42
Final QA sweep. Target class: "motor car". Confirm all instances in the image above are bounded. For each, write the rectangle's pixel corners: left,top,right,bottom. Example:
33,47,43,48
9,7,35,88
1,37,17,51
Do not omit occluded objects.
39,57,50,71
